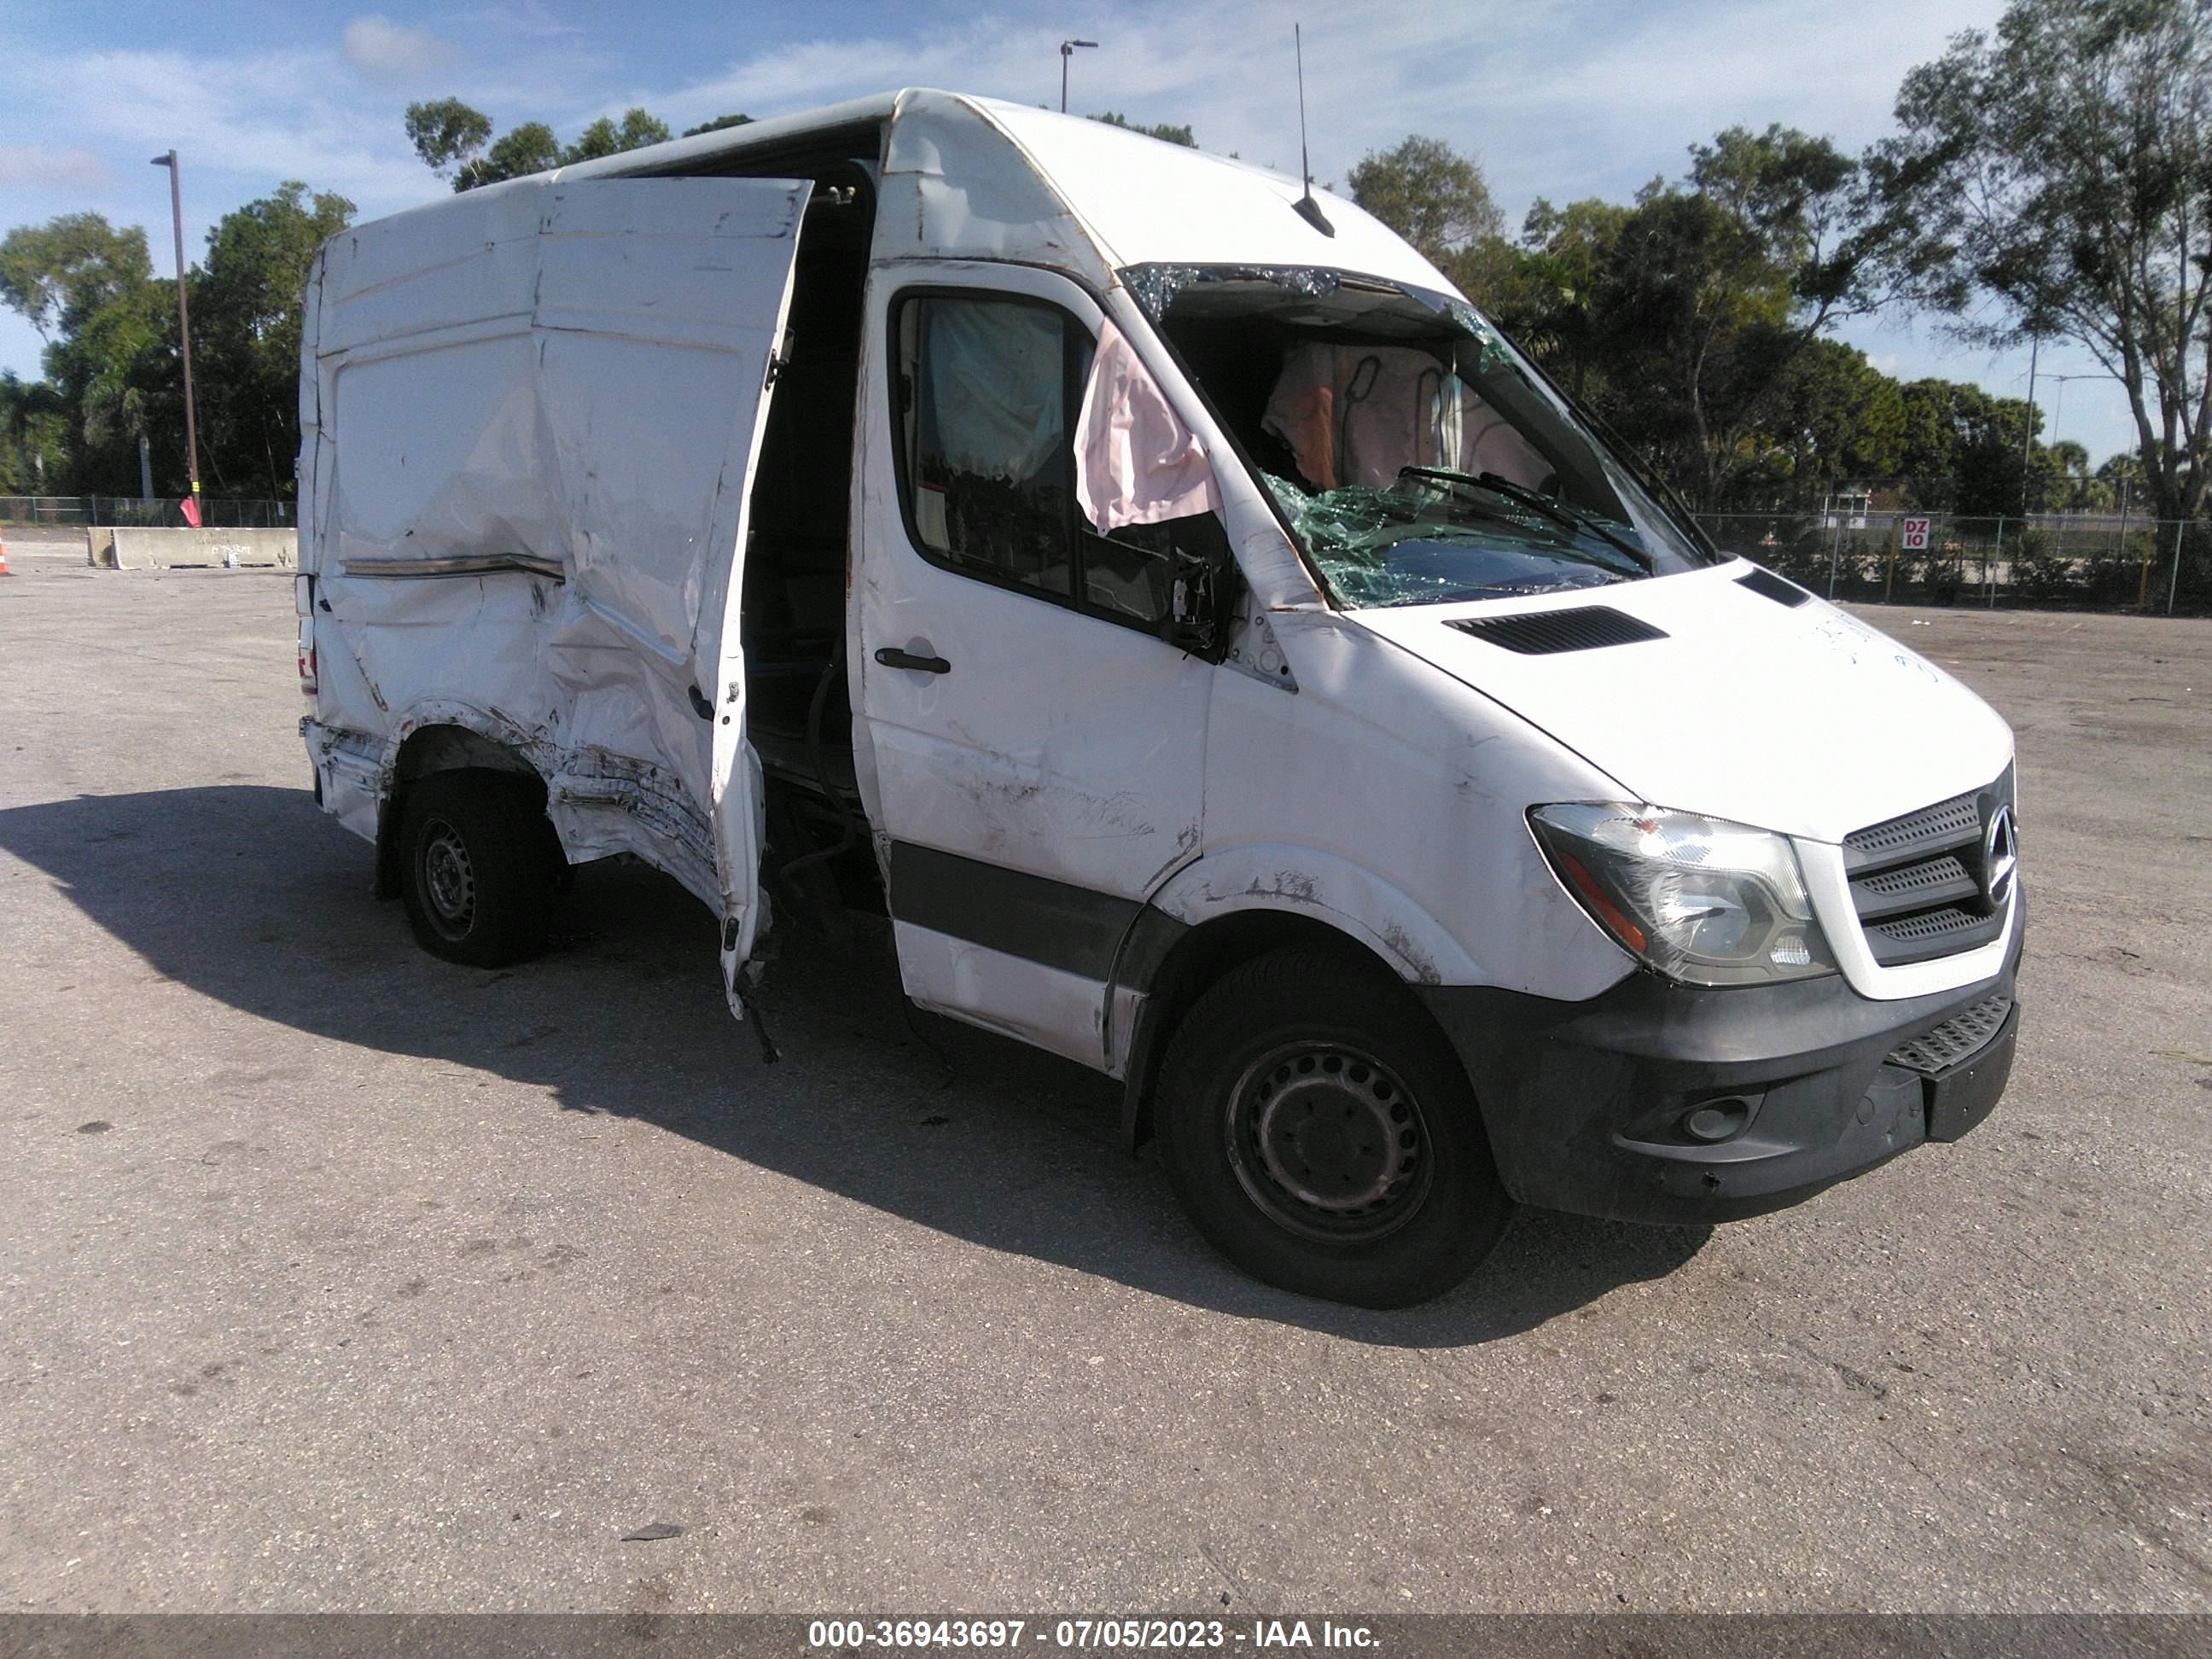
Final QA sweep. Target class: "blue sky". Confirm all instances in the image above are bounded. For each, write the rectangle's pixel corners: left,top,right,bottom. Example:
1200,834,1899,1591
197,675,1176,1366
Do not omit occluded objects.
0,0,2137,465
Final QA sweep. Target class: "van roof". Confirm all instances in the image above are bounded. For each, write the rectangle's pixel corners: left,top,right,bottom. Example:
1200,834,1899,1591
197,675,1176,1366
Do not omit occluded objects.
561,87,1450,299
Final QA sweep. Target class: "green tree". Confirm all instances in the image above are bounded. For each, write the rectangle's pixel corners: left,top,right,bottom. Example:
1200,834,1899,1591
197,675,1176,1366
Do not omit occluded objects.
456,122,561,191
1480,196,1631,399
1570,126,1896,508
408,100,683,191
0,370,68,493
683,113,754,137
404,97,494,183
1087,112,1196,148
0,212,165,492
192,182,355,496
1895,378,2045,516
2096,448,2147,510
1345,135,1502,274
0,212,151,341
2,188,357,498
2040,439,2091,506
1875,0,2212,522
563,108,672,166
1738,337,1906,504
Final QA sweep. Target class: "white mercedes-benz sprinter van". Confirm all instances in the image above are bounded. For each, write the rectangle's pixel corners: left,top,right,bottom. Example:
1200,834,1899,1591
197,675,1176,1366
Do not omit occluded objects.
296,90,2023,1307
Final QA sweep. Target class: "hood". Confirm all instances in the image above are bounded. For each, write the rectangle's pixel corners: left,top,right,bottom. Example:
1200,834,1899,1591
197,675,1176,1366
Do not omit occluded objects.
1348,562,2015,845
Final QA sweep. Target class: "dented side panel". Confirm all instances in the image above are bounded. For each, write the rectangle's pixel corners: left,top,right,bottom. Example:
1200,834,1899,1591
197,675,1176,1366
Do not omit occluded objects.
299,175,811,960
1172,607,1639,1004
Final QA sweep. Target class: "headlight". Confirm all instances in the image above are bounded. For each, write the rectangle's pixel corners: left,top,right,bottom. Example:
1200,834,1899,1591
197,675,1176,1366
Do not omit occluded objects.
1528,803,1836,986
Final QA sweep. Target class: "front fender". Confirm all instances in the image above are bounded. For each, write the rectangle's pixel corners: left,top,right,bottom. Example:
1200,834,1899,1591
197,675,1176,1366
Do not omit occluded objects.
1145,841,1485,987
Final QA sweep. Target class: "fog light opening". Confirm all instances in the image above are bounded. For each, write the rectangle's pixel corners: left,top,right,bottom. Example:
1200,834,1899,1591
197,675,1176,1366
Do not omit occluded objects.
1682,1097,1755,1144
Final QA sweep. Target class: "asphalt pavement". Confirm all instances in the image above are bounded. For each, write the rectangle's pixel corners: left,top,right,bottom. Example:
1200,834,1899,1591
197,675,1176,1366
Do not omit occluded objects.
0,558,2206,1615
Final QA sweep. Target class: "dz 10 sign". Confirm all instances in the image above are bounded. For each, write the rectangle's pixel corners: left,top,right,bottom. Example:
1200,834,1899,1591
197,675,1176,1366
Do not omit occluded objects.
1901,516,1932,550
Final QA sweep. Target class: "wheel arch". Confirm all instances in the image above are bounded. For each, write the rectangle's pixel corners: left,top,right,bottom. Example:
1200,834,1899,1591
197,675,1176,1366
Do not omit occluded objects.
1115,871,1477,1159
375,709,547,899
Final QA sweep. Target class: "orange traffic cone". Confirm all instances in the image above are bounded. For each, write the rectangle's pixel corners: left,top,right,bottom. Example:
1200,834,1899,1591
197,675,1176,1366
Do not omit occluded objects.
0,536,11,576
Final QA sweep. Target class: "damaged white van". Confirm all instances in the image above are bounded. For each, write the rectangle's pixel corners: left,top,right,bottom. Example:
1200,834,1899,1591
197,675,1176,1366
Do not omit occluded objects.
296,90,2024,1307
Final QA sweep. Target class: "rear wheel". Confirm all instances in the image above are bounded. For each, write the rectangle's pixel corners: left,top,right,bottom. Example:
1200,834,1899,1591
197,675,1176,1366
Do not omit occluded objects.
398,771,553,967
1158,946,1511,1307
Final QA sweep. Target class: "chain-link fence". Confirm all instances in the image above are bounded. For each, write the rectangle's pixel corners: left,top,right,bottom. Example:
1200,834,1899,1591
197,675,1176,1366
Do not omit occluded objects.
0,496,296,529
6,493,2201,611
1697,510,2211,617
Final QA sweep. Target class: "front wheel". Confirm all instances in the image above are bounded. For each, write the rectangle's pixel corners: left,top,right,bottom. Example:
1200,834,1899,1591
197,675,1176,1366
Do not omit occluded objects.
1157,947,1511,1307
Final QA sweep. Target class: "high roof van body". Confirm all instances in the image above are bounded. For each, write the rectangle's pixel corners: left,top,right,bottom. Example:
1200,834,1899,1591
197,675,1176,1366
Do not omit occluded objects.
297,90,2023,1306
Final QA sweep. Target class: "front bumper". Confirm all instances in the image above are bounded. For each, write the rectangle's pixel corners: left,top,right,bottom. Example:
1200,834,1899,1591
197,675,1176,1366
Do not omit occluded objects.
1417,899,2024,1225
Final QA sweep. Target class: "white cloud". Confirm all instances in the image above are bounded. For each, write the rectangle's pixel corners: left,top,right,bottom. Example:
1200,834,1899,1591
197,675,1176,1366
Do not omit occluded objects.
341,15,458,83
44,47,434,208
647,0,2011,212
0,144,110,192
0,38,444,379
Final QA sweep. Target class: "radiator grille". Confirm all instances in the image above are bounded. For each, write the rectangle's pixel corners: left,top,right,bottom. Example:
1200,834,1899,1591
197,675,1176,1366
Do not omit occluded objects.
1843,793,1982,870
1842,770,2014,967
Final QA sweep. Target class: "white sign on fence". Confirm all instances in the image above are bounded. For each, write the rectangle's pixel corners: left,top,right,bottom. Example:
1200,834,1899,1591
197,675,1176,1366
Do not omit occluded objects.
1901,516,1932,551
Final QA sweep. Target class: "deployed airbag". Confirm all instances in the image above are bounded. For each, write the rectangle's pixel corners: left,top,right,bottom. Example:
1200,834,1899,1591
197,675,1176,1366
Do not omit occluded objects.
1073,319,1223,533
1262,342,1545,492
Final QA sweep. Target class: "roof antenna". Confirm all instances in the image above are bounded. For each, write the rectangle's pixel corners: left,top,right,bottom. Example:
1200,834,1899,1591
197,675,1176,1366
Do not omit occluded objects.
1291,23,1336,238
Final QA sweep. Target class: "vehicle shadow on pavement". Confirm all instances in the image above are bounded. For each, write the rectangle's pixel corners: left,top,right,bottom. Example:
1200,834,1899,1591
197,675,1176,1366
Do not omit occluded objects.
0,785,1709,1346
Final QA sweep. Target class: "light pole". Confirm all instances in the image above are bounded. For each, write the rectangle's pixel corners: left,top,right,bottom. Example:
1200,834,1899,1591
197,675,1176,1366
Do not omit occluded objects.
1059,39,1097,114
2041,372,2102,506
148,149,201,519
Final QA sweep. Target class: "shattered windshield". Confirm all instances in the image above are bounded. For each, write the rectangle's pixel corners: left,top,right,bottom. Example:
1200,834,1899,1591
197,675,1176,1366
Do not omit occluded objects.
1128,265,1716,609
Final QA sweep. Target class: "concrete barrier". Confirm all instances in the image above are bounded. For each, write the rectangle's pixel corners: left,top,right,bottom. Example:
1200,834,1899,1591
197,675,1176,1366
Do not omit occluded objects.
87,526,297,570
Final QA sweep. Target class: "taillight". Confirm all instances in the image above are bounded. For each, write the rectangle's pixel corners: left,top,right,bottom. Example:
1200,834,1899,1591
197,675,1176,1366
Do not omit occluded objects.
298,630,317,696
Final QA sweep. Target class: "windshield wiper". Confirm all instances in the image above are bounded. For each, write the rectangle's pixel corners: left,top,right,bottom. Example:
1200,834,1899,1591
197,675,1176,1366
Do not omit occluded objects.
1509,366,1720,562
1399,467,1654,573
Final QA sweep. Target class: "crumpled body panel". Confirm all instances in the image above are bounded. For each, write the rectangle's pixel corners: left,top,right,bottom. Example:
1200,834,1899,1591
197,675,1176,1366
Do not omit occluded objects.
299,175,809,953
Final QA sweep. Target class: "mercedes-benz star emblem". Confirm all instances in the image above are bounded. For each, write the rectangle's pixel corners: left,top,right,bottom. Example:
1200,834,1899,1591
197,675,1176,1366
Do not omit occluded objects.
1982,805,2017,908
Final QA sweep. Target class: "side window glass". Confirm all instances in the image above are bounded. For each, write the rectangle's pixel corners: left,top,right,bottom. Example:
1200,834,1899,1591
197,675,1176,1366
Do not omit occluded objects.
896,295,1074,599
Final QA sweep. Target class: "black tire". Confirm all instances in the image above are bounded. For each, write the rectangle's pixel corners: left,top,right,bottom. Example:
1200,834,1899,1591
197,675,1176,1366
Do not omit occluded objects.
1158,946,1511,1308
397,771,554,968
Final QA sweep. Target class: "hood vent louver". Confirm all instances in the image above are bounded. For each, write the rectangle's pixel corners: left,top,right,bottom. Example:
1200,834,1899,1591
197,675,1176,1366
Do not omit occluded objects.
1446,606,1668,655
1735,567,1812,608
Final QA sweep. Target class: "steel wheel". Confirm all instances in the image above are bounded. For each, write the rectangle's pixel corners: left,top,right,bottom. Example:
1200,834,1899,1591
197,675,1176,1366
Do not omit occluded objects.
397,771,554,967
1225,1041,1434,1242
416,818,478,939
1157,946,1511,1307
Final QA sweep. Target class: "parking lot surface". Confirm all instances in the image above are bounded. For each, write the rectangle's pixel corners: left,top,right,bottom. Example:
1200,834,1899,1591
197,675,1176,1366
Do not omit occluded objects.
1,562,2207,1614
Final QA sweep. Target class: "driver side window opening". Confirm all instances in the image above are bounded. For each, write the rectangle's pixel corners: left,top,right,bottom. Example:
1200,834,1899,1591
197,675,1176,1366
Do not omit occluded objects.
896,293,1080,599
892,290,1231,633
